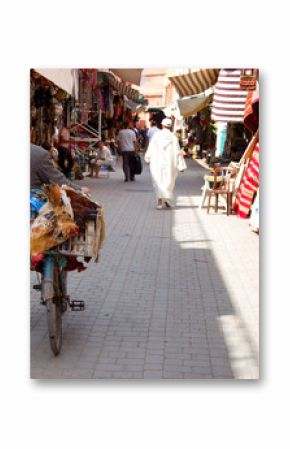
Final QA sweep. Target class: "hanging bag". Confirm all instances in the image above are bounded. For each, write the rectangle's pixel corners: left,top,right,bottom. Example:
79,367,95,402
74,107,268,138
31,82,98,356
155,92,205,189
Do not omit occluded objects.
177,155,187,172
240,69,258,91
133,153,143,175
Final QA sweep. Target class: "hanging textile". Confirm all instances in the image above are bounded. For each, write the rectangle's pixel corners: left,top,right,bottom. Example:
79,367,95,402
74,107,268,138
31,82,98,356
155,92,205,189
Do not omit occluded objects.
233,143,259,218
244,83,259,133
211,69,250,123
215,122,228,157
108,87,114,118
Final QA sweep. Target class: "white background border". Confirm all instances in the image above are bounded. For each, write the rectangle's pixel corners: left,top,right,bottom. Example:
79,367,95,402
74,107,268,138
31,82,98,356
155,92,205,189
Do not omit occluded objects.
0,1,288,448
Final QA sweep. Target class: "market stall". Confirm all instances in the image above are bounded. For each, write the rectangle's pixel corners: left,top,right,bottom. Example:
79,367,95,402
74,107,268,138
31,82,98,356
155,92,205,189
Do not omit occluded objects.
168,67,260,231
30,69,78,147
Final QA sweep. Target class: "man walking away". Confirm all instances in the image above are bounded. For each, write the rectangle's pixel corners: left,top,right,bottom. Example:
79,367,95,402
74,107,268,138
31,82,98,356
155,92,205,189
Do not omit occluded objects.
117,121,137,182
145,118,186,209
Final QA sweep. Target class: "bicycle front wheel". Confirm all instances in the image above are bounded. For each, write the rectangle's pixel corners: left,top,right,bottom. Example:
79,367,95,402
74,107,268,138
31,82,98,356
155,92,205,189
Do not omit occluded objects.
46,263,63,356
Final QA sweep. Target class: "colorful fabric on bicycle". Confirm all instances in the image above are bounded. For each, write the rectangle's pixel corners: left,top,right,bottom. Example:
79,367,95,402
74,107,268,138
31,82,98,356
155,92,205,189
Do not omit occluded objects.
233,143,259,218
211,69,249,123
65,256,87,272
30,184,79,255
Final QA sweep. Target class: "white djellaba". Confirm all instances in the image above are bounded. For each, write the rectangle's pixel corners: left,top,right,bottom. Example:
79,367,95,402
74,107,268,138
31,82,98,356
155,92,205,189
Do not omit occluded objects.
145,120,186,206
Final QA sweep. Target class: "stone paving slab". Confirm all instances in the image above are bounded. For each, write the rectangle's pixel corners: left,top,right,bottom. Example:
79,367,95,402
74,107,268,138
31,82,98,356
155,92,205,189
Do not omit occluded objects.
30,155,259,379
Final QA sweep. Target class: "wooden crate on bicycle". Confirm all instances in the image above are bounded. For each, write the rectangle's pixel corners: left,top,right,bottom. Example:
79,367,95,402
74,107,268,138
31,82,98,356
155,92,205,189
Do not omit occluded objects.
56,208,104,259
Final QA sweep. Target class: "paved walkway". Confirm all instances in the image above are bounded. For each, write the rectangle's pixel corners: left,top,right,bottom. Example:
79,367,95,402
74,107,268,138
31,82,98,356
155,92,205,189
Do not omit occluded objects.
30,156,259,379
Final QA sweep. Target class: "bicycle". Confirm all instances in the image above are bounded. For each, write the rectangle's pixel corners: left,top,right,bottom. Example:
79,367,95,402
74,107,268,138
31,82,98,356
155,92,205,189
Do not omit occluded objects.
31,205,103,356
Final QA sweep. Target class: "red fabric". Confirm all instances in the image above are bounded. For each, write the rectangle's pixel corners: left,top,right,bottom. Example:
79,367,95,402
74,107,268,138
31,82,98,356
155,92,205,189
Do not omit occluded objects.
244,88,259,133
65,256,87,272
233,143,259,218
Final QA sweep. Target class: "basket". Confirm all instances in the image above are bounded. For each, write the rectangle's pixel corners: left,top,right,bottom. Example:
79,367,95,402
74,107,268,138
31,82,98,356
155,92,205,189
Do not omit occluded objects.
50,210,103,258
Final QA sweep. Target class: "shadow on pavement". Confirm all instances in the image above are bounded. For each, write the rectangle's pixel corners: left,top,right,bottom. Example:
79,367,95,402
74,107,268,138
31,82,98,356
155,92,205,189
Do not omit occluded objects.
30,158,259,380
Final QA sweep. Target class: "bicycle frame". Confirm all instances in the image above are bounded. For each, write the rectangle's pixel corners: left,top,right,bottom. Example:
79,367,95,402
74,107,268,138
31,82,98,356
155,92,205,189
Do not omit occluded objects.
42,254,54,302
42,253,67,302
41,253,67,356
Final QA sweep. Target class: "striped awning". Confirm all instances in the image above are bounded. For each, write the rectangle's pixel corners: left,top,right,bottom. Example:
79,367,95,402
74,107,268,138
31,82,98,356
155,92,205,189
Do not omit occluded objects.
169,69,220,97
103,71,147,104
211,69,251,123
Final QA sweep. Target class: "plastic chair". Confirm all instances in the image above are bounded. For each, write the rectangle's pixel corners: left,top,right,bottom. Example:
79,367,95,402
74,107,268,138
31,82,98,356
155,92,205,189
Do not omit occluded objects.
200,171,225,209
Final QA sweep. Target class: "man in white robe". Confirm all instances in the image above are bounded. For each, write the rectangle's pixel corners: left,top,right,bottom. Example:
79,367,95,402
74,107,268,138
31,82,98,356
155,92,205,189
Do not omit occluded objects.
145,118,186,209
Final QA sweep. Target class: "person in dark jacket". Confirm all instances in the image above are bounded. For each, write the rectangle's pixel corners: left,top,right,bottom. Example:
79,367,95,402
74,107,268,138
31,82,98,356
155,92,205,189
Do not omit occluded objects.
30,144,89,193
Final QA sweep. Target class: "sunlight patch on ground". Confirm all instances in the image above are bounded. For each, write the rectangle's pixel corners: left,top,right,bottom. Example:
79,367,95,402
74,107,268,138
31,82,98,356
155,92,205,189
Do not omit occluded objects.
217,314,259,379
172,195,209,249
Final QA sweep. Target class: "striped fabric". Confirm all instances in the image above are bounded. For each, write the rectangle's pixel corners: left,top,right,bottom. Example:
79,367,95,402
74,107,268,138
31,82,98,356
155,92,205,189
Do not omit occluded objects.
233,143,259,218
169,69,220,97
244,83,259,132
211,69,251,123
107,73,146,104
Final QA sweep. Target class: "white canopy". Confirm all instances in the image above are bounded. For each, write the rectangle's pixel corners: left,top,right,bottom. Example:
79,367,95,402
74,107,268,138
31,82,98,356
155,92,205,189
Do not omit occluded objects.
177,90,213,117
109,69,143,86
35,68,79,99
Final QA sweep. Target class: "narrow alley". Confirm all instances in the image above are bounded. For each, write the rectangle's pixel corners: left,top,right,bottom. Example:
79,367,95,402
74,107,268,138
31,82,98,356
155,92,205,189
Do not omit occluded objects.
31,157,259,379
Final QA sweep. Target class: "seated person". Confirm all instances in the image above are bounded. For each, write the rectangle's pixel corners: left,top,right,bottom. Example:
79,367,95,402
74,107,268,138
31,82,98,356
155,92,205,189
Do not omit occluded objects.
30,143,89,194
89,141,115,177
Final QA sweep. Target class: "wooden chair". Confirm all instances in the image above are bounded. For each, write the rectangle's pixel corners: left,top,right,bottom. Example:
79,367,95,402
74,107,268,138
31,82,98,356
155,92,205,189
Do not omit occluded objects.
207,166,237,215
200,131,259,213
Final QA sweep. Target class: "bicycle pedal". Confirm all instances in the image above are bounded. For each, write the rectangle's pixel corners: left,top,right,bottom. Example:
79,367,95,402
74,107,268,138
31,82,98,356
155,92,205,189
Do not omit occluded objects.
33,284,41,291
70,300,85,311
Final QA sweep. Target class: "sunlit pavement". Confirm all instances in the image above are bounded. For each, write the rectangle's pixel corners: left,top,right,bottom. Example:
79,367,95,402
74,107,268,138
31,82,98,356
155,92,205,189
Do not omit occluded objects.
30,156,259,379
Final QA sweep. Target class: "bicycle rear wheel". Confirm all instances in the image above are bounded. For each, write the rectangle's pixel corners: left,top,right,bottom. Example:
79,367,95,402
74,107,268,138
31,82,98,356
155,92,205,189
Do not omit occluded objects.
46,263,63,356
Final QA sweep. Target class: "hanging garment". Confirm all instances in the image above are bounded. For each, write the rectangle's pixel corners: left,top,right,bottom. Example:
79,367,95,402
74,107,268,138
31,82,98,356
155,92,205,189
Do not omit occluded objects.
145,128,186,200
233,143,259,218
211,69,249,123
108,88,114,118
98,90,105,112
215,122,228,157
244,84,259,133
